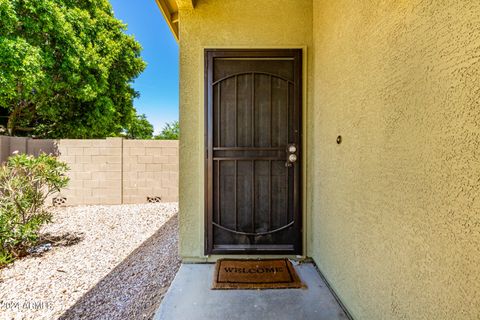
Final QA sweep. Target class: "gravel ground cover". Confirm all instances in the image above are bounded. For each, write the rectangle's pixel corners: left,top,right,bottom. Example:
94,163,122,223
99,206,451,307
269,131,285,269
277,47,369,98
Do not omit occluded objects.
0,203,180,320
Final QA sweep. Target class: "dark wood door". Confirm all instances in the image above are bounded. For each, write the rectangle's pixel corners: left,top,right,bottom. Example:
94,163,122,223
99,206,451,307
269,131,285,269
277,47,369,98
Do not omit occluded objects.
205,49,302,255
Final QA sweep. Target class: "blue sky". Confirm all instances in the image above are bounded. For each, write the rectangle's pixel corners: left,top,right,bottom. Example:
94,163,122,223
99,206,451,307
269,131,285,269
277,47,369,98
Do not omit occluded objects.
110,0,179,134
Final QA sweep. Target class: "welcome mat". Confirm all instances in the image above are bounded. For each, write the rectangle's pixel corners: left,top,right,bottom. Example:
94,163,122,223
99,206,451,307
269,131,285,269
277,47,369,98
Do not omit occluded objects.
212,258,306,289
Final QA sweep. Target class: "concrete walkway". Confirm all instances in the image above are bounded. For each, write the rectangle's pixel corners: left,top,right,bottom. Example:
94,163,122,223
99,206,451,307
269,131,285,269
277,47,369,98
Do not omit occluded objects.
154,262,349,320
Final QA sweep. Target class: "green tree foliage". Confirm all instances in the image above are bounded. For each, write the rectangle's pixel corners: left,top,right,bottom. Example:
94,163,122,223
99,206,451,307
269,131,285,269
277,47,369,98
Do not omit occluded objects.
0,154,69,266
0,0,146,138
155,121,179,140
125,113,154,139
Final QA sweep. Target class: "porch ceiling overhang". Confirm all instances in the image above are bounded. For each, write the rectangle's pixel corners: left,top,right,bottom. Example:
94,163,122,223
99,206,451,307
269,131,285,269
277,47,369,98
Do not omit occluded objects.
155,0,195,41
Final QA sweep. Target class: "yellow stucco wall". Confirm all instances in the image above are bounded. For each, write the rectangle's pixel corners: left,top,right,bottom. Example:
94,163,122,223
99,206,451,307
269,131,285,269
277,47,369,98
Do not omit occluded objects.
177,0,479,317
177,0,313,260
311,1,480,319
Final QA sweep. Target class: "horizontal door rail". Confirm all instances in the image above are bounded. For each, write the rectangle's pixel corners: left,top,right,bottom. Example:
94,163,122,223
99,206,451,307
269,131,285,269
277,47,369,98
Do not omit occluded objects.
213,147,285,151
213,157,284,161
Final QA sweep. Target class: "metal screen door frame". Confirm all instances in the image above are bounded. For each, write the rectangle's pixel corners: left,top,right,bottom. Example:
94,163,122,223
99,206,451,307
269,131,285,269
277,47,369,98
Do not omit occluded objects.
204,48,302,255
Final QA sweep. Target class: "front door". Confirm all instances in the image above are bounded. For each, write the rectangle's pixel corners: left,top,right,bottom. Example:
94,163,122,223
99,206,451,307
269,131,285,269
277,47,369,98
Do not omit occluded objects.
205,49,302,255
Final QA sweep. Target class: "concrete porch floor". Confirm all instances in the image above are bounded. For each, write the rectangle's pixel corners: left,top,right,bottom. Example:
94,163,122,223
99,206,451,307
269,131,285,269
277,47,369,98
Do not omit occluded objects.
154,262,349,320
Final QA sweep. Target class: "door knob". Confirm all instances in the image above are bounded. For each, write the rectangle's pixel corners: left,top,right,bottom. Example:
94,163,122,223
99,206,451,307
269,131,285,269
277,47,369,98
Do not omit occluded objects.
286,144,298,167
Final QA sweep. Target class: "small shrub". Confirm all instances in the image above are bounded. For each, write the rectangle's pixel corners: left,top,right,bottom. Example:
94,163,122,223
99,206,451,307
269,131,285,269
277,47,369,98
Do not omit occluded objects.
0,153,69,267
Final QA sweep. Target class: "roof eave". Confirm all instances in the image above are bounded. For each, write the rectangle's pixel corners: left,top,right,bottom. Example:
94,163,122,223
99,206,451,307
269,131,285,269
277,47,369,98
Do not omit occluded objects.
155,0,179,42
155,0,196,42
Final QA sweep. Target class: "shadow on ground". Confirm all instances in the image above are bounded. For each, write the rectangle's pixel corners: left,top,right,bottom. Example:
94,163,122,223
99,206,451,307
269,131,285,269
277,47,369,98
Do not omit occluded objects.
39,232,85,247
59,214,180,320
16,232,85,260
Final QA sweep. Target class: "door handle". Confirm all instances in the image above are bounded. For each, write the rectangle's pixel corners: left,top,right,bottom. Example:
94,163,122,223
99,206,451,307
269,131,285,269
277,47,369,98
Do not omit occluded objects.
286,144,297,167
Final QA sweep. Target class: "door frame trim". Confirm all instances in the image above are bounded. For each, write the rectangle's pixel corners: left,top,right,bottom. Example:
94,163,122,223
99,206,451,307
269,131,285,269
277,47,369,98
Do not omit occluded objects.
204,48,303,255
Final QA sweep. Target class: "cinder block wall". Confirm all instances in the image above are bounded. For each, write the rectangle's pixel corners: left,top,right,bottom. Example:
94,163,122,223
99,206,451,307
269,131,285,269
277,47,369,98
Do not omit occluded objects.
0,136,179,205
56,138,123,205
0,136,56,162
123,139,179,204
0,136,11,163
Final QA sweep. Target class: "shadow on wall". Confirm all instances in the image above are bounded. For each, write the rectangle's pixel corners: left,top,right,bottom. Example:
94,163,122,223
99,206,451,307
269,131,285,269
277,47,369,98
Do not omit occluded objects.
58,214,180,320
0,136,58,163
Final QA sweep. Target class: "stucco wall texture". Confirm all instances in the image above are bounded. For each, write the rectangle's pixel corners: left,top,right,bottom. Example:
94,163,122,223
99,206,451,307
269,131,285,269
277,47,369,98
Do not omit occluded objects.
177,0,480,318
311,1,480,319
177,0,313,259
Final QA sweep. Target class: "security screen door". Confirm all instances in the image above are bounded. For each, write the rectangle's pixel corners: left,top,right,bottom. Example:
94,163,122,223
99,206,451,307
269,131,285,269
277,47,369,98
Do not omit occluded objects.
205,49,302,255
